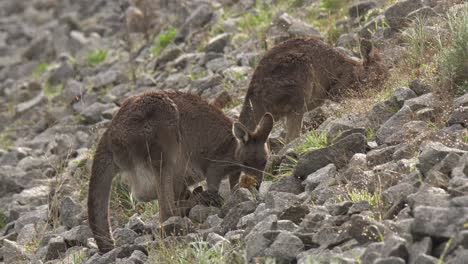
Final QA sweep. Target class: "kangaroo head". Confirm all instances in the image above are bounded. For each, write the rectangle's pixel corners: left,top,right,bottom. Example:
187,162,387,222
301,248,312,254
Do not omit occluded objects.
233,113,274,187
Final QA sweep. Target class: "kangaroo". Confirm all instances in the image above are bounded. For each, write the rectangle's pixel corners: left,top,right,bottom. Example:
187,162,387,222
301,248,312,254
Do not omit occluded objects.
239,37,381,142
88,91,273,253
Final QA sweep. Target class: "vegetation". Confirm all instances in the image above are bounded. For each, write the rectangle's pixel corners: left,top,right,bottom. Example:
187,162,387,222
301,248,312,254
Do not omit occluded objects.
148,239,245,264
86,49,108,67
152,28,177,56
295,132,329,156
32,63,49,78
0,210,7,230
43,82,64,100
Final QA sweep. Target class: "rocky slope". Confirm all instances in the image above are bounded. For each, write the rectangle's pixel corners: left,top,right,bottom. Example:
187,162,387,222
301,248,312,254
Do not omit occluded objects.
0,0,467,263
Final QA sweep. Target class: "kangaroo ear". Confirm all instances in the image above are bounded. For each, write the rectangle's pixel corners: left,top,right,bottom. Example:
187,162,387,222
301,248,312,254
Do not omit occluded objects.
255,112,274,141
233,122,250,144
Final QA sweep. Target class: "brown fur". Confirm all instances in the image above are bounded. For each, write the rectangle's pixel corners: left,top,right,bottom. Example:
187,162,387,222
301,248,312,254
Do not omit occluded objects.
239,37,381,142
88,91,273,253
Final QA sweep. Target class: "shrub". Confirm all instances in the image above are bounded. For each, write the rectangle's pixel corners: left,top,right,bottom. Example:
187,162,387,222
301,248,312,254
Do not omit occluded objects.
86,49,108,66
152,28,177,56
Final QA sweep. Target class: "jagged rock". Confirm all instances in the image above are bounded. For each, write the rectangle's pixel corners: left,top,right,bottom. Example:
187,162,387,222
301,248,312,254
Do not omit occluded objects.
414,254,438,264
14,206,47,233
349,214,385,244
269,175,304,194
16,223,38,245
48,60,74,84
367,145,398,166
277,220,299,232
313,225,350,248
302,164,337,193
125,214,145,234
407,186,450,209
221,201,256,232
245,214,278,262
417,141,466,176
3,239,29,264
188,205,219,224
407,7,438,20
265,191,300,212
204,33,231,53
206,232,230,247
348,1,377,18
317,115,368,142
384,0,423,30
279,204,310,225
294,133,367,179
374,257,405,264
426,152,461,188
376,105,414,144
404,93,437,111
189,74,223,93
154,44,182,69
381,183,415,209
263,231,304,262
206,57,230,73
205,214,223,228
348,201,371,215
128,250,148,264
59,196,84,229
79,102,115,124
175,3,213,42
409,237,432,263
266,13,321,46
409,80,432,95
394,87,417,106
448,106,467,127
327,201,353,216
86,70,128,91
113,228,138,247
61,225,93,247
368,97,400,129
45,236,68,260
61,79,84,103
411,206,468,239
298,206,330,233
219,188,254,217
160,217,194,237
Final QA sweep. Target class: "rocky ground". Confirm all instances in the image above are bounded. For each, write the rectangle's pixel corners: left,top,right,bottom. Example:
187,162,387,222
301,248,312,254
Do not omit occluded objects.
0,0,467,263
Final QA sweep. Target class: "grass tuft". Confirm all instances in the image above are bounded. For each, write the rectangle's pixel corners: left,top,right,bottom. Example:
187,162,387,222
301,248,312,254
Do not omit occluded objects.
295,132,329,157
152,28,177,56
86,49,108,67
0,210,7,230
43,82,64,100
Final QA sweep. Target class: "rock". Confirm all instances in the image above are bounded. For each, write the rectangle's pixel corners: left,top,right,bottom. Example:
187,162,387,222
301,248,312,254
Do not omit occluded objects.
376,105,414,145
414,254,438,264
384,0,423,30
318,115,368,142
190,74,223,94
349,214,385,244
313,225,350,248
327,201,353,216
348,201,371,215
374,257,405,264
263,232,304,262
426,152,461,188
302,164,337,193
298,207,330,233
45,236,68,260
61,225,93,247
411,206,468,239
417,141,466,176
48,61,74,84
404,93,437,112
368,98,400,129
205,214,223,228
128,250,148,264
189,205,220,224
348,1,377,18
409,80,432,95
3,239,29,263
206,232,230,247
61,79,84,103
154,45,182,69
221,201,256,232
409,236,432,264
80,102,115,124
447,106,467,127
60,196,84,229
219,188,254,217
125,214,145,234
279,205,310,225
175,3,213,42
407,7,438,20
361,242,384,264
86,70,127,91
245,215,278,262
454,93,468,108
269,175,304,194
407,186,450,209
265,191,300,212
113,228,138,247
16,223,38,245
294,133,367,179
266,13,321,46
381,235,409,260
394,87,417,106
277,220,299,232
367,145,398,166
204,33,231,53
14,206,47,233
160,217,194,236
381,183,415,209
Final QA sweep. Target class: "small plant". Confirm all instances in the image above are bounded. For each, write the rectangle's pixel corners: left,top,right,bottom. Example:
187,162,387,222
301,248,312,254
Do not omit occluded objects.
86,49,108,67
271,155,298,181
43,82,64,100
152,28,177,56
33,63,49,78
319,0,349,11
437,238,453,264
148,238,245,263
438,5,468,95
0,132,13,150
67,250,87,264
340,188,381,211
366,128,376,142
0,210,7,230
295,132,329,157
140,200,159,221
111,177,138,221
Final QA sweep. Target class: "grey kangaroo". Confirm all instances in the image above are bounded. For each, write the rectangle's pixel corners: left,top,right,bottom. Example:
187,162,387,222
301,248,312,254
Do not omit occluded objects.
88,91,273,253
239,37,381,142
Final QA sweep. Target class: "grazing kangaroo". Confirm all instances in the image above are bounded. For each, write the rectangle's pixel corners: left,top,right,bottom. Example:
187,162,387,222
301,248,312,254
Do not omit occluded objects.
88,91,273,253
239,37,380,142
